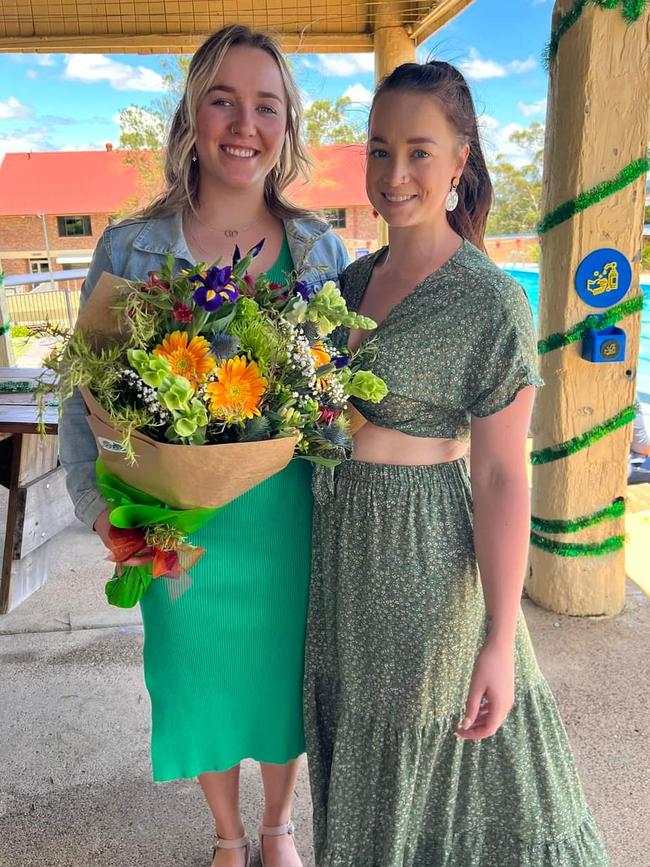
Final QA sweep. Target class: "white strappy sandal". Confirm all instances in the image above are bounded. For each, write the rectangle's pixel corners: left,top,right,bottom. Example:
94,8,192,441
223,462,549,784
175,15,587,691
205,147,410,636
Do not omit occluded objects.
258,819,299,867
211,830,251,867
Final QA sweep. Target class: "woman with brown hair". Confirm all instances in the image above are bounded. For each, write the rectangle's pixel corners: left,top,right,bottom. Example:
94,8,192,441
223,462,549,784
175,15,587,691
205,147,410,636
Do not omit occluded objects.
304,60,608,866
59,24,347,867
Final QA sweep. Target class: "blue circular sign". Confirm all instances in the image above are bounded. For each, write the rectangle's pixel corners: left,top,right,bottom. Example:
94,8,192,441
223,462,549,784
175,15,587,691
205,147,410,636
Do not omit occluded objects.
574,248,631,309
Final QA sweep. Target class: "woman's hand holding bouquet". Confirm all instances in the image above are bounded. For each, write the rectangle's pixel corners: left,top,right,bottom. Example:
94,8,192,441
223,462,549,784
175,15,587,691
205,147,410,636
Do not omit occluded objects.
41,241,387,606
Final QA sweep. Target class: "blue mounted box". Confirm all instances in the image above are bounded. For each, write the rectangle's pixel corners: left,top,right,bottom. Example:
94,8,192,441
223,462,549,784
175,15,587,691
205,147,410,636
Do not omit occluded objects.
581,326,626,363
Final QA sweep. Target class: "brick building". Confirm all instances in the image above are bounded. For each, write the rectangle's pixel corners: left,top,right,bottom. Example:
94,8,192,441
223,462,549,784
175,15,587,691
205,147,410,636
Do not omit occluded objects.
0,144,377,278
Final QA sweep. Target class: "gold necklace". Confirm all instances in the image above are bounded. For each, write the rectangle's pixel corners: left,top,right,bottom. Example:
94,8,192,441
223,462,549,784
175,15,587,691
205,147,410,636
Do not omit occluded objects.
186,226,220,263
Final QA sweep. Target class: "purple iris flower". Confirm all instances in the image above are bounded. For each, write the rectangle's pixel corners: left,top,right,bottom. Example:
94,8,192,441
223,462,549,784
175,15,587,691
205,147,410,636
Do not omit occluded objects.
333,355,350,369
248,238,265,259
190,265,239,312
294,280,312,300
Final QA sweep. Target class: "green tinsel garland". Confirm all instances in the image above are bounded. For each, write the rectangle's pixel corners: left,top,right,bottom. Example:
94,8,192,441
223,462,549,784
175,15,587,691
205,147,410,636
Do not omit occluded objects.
545,0,649,65
537,294,644,354
530,404,636,465
0,381,35,393
530,531,625,557
537,157,649,235
531,497,625,534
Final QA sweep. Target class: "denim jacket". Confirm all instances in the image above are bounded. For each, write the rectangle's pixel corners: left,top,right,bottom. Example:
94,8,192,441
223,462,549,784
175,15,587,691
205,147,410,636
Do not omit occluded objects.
59,211,349,529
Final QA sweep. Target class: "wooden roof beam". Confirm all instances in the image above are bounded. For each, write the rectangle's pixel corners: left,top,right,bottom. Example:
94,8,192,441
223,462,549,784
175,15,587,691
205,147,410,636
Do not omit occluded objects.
0,31,374,55
408,0,475,45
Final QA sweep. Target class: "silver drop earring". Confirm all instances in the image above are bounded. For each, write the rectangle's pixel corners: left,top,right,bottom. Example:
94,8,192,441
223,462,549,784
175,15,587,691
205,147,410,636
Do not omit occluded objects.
445,178,459,212
191,149,198,163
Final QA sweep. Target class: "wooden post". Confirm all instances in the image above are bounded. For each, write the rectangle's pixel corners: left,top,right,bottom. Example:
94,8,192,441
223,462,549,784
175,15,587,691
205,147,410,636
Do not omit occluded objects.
372,6,416,247
527,3,650,616
0,274,16,367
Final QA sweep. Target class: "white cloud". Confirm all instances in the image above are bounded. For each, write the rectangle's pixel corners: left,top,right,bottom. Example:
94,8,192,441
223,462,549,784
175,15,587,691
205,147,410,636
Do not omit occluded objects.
479,114,527,164
509,56,536,73
0,129,50,158
342,83,373,106
59,142,107,151
458,49,507,80
457,49,536,81
26,70,38,80
0,97,34,120
315,54,374,77
63,54,166,92
518,98,547,117
35,54,56,67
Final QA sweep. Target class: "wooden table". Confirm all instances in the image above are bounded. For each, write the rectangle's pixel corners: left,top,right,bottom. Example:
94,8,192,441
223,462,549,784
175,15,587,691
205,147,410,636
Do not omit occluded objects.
0,368,74,614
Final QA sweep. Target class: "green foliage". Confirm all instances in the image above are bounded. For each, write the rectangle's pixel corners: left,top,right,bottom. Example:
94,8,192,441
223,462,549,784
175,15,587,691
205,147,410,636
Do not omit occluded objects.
10,325,31,338
487,122,544,236
231,315,284,374
116,56,190,212
304,97,365,146
117,56,189,151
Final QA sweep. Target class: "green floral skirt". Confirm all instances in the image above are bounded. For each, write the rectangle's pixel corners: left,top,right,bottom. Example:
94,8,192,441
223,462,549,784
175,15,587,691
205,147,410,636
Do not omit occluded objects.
305,459,608,866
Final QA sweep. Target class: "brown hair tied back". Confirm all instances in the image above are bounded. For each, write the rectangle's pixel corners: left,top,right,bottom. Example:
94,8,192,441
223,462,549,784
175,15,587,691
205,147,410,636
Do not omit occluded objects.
371,60,493,251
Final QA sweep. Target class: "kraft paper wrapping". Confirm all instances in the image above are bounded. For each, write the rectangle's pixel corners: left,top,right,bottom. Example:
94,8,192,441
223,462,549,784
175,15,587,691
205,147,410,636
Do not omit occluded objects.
74,270,131,346
74,272,298,509
345,402,367,435
81,387,297,510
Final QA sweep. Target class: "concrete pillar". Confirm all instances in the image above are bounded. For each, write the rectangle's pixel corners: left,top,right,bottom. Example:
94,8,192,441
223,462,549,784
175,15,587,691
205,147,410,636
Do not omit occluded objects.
527,3,650,615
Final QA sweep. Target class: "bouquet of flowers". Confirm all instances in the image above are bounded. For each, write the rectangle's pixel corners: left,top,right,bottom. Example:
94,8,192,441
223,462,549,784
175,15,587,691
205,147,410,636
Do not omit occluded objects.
41,240,387,607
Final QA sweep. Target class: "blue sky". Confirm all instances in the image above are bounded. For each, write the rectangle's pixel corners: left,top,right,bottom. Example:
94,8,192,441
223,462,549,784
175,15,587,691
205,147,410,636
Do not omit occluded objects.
0,0,553,163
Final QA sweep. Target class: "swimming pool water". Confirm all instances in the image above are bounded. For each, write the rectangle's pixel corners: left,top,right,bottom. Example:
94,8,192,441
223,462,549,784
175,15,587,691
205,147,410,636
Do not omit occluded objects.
503,268,650,403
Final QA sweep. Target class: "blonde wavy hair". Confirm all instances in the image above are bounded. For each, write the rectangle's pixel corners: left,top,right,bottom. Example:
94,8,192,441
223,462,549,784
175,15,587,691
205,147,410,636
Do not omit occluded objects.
136,24,315,221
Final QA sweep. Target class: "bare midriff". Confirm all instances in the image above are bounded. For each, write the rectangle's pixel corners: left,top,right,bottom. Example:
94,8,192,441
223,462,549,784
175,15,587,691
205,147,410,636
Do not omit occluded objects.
352,419,468,466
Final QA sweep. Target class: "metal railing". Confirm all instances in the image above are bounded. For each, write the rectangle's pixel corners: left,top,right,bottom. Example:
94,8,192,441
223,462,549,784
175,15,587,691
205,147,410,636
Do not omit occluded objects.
3,269,88,330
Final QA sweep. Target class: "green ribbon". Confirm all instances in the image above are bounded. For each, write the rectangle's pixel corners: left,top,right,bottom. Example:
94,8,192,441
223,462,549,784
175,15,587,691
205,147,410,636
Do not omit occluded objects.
530,531,625,557
545,0,648,65
537,294,644,355
537,157,649,235
95,459,218,608
530,404,636,465
531,497,625,534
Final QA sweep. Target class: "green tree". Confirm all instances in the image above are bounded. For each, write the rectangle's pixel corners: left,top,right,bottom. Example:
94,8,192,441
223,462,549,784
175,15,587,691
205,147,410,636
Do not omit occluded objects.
117,55,189,150
487,121,544,236
116,57,190,212
304,97,365,146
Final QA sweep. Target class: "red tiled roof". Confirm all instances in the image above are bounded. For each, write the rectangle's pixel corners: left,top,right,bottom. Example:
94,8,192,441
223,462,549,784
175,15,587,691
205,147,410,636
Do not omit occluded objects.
0,150,144,217
0,144,368,217
289,144,368,209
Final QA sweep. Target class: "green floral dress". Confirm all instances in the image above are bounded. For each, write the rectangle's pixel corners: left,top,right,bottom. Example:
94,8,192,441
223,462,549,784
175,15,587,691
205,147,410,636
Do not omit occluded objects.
304,241,608,866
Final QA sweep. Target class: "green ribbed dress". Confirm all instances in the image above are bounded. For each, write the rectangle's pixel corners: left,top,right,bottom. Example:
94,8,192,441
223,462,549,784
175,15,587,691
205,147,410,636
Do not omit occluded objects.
140,236,313,782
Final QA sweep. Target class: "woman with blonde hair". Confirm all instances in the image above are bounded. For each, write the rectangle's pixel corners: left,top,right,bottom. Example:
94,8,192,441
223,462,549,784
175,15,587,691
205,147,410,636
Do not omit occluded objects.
59,24,347,867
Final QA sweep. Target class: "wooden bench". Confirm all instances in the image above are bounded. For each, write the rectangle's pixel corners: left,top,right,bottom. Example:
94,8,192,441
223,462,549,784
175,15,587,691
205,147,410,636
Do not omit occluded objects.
0,368,74,614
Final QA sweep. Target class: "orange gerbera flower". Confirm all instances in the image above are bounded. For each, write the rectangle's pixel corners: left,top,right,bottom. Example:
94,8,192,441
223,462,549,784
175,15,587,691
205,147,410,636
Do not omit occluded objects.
153,331,216,389
310,341,331,369
311,341,332,391
206,356,268,424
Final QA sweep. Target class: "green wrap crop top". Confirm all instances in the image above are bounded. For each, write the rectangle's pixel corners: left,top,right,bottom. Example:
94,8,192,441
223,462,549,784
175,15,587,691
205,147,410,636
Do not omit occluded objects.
340,240,543,442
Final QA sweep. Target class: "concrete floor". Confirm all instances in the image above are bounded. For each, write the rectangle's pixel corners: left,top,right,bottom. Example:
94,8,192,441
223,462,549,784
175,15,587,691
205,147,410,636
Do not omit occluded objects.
0,516,648,867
